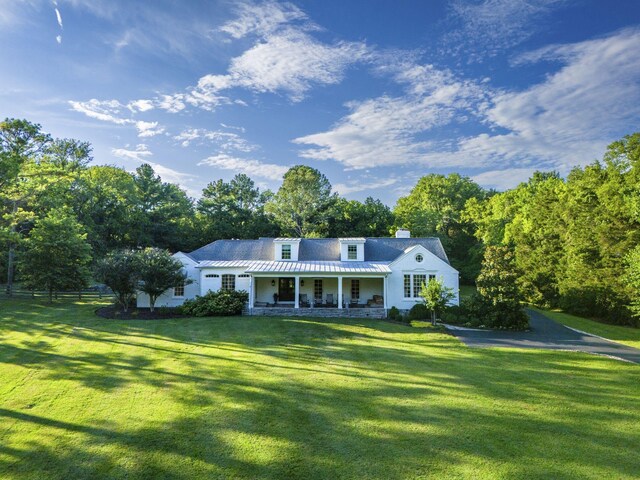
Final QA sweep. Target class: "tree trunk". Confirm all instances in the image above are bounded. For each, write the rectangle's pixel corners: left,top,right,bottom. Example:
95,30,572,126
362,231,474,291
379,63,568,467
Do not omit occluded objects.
149,296,155,312
49,287,53,303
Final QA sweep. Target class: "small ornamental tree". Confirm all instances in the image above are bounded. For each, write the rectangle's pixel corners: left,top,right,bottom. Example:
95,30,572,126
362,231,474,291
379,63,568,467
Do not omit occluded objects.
95,249,140,312
420,277,455,325
624,245,640,322
137,248,189,312
19,209,92,301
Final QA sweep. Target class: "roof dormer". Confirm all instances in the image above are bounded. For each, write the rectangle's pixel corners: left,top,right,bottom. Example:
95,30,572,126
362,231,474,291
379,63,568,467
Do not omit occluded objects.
274,238,301,261
339,238,365,261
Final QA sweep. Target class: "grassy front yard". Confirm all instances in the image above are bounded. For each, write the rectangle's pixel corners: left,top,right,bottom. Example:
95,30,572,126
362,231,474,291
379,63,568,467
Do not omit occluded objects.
534,308,640,349
1,299,639,479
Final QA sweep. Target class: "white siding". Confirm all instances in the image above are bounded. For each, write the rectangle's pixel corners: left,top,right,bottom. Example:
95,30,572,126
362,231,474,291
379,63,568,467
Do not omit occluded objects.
386,246,459,310
136,252,200,308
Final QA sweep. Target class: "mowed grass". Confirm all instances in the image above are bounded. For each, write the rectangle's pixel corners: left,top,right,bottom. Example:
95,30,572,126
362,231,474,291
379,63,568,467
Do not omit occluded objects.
0,300,639,479
535,308,640,349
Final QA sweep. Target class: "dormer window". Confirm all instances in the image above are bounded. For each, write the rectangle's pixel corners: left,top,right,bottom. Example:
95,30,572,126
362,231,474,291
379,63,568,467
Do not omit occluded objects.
347,245,358,260
281,244,291,260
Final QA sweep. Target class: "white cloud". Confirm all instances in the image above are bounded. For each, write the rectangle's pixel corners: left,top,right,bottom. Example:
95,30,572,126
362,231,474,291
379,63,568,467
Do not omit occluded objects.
135,120,165,138
456,28,640,170
334,178,398,195
198,154,288,181
199,29,367,102
219,0,311,39
127,99,155,112
155,94,186,113
445,0,569,60
174,128,256,152
294,63,487,169
296,29,640,175
54,7,62,28
56,35,62,44
471,168,539,190
69,99,133,125
111,144,152,161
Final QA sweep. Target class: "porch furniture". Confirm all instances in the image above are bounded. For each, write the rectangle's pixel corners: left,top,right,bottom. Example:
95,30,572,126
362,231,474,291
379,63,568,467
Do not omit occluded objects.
366,295,384,308
323,294,336,307
299,294,310,308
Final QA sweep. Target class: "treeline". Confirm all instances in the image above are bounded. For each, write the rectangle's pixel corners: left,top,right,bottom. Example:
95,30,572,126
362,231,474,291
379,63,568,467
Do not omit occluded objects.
1,118,638,325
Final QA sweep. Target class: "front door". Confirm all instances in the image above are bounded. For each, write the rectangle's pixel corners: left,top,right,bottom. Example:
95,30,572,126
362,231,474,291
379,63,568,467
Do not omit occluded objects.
278,277,295,302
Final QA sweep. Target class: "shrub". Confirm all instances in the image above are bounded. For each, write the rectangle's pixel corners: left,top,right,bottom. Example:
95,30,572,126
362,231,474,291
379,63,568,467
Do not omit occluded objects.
441,293,529,330
388,306,401,321
182,289,249,317
408,303,429,320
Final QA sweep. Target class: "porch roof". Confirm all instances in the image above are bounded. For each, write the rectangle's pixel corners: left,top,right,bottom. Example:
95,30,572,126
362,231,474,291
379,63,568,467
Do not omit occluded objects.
197,260,390,274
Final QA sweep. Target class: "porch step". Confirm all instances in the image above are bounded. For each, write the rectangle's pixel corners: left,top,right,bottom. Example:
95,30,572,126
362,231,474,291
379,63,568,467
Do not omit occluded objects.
247,307,387,319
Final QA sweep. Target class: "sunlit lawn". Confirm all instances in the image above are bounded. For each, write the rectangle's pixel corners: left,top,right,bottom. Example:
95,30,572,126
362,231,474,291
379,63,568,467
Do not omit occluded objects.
534,307,640,350
1,299,639,479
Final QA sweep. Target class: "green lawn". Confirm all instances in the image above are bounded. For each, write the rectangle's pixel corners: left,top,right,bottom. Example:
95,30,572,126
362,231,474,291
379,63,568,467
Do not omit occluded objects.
534,308,640,349
1,300,639,479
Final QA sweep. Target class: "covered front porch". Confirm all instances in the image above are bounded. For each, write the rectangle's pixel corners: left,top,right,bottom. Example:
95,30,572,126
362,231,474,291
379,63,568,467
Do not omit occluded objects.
247,275,387,315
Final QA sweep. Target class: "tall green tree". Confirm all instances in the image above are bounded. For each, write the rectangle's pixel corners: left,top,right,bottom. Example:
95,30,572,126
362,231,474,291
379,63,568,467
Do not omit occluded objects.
327,197,394,237
266,165,335,237
394,173,486,282
197,174,278,242
18,209,92,301
132,164,195,251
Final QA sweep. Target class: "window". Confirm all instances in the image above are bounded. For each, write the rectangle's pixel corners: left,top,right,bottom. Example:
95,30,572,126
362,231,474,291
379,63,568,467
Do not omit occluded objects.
205,274,219,278
347,244,358,260
281,244,291,260
314,279,323,301
429,274,436,282
221,274,235,291
238,274,250,278
413,274,426,298
404,275,411,298
351,279,360,300
174,281,185,297
404,273,436,298
415,253,423,263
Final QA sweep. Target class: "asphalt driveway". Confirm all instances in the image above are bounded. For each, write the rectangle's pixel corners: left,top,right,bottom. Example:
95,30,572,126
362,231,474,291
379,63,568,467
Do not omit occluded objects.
447,309,640,364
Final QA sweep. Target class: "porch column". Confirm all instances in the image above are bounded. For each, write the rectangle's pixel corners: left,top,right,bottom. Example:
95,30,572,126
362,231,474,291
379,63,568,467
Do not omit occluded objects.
249,276,254,311
383,275,388,310
294,275,300,309
338,275,343,309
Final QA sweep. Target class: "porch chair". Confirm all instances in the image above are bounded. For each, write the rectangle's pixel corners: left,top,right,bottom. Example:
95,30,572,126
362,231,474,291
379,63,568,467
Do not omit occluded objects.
325,294,334,307
299,293,310,308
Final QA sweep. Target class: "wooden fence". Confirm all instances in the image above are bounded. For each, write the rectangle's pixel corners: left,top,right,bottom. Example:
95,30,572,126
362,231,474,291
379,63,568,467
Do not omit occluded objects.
0,285,112,300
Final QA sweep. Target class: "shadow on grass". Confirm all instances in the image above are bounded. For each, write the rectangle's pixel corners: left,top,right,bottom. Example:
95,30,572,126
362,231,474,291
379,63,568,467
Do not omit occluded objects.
1,299,639,479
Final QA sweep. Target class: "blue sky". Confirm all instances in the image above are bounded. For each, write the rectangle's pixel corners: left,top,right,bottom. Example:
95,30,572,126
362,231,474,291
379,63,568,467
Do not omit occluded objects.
1,0,639,203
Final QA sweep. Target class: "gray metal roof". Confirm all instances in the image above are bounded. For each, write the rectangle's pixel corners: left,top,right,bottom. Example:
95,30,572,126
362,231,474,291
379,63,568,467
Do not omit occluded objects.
197,260,390,274
189,237,449,264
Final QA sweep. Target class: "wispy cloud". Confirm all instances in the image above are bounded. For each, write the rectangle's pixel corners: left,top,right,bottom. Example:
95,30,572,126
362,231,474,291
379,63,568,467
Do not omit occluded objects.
456,28,640,170
111,144,152,161
198,154,288,181
219,0,312,39
69,99,133,125
444,0,569,60
200,28,368,102
471,168,539,190
294,63,488,169
174,128,256,152
334,177,398,195
135,120,165,138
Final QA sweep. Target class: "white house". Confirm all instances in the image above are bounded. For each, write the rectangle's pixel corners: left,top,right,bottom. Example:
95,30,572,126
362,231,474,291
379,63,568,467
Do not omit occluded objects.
137,229,459,317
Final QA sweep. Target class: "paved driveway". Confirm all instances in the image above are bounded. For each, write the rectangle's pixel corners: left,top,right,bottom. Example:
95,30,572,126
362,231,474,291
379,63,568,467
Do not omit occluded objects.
447,309,640,364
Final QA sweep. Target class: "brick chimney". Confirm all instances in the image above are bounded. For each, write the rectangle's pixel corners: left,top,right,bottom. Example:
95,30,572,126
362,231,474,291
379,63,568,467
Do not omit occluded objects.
395,229,410,238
